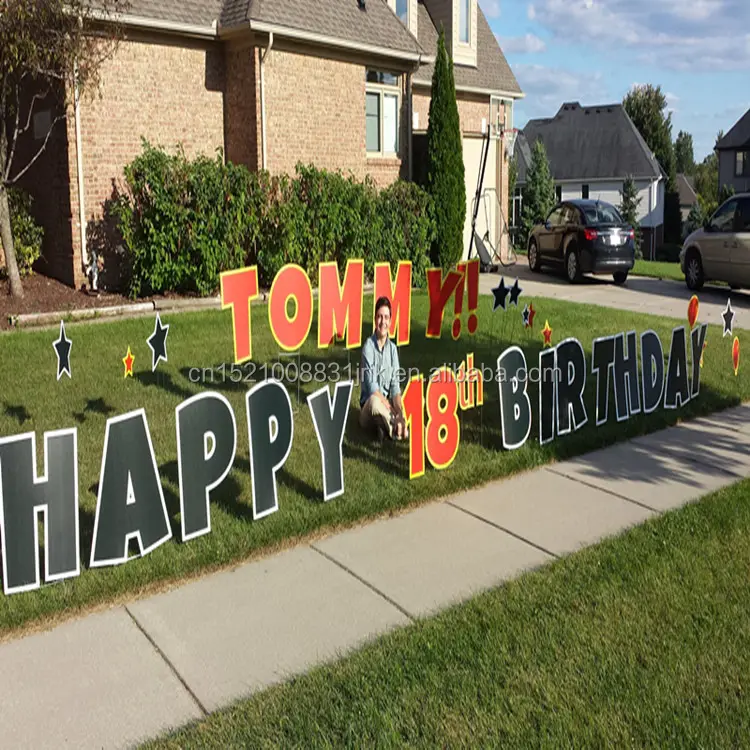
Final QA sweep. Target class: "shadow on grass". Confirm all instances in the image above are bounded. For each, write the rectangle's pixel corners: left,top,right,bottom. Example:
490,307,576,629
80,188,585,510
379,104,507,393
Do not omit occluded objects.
73,397,115,424
136,370,193,401
3,402,31,425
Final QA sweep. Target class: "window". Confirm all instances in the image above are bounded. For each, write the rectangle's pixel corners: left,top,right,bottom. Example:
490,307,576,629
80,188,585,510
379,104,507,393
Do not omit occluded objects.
547,207,565,226
736,151,750,178
563,205,581,225
459,0,470,43
366,70,400,156
396,0,408,24
581,184,589,199
581,202,623,225
555,185,562,202
737,198,750,232
710,198,738,233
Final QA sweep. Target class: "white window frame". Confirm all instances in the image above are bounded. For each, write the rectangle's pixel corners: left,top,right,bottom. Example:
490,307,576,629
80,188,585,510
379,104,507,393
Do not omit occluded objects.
366,73,400,158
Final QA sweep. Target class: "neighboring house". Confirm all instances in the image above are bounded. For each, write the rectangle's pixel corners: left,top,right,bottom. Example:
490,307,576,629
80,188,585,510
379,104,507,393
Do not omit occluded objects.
513,101,666,258
15,0,523,290
716,107,750,195
677,172,698,233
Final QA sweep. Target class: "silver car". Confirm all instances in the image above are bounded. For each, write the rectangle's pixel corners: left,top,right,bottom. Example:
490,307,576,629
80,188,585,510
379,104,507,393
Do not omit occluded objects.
680,193,750,290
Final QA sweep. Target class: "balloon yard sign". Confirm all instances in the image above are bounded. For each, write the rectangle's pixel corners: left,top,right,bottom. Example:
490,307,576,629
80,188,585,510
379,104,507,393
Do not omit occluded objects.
0,258,713,596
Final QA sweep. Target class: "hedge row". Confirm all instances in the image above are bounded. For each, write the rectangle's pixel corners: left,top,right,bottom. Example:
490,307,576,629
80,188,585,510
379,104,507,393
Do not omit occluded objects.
112,142,437,299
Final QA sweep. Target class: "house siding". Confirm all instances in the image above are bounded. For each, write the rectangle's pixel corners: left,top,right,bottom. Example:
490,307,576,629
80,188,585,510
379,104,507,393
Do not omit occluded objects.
225,42,261,171
412,90,490,135
70,34,225,287
719,150,750,195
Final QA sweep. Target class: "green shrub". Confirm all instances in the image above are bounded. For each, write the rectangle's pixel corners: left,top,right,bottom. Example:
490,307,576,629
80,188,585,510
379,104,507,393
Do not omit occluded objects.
114,144,435,298
2,188,44,276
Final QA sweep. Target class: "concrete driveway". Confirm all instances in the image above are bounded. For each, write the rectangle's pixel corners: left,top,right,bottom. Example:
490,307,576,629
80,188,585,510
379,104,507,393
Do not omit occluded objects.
479,261,750,330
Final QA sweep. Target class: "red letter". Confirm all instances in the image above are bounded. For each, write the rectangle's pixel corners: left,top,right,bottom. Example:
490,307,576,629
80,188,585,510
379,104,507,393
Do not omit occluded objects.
426,268,464,339
374,261,412,346
318,260,364,349
221,267,259,364
268,265,314,352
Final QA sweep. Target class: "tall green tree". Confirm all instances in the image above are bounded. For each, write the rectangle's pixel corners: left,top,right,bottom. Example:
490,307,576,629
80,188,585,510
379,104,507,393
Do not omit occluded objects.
693,130,724,211
619,176,642,259
521,138,555,246
623,84,681,243
426,27,465,269
0,0,123,297
674,130,695,175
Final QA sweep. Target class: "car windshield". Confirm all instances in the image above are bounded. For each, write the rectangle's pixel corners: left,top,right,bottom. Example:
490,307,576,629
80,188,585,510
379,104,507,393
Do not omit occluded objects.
581,202,623,225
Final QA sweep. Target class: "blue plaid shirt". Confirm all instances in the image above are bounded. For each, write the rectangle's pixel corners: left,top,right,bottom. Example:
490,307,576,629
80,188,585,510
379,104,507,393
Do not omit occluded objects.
360,333,401,407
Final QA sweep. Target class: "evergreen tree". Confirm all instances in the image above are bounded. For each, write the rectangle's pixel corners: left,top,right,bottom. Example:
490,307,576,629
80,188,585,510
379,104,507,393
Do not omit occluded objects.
619,176,642,259
674,131,695,175
426,27,465,269
521,138,555,246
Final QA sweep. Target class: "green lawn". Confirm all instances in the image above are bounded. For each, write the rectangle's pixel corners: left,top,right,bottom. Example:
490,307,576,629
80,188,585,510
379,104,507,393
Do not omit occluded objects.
632,259,684,282
0,293,746,637
146,477,750,748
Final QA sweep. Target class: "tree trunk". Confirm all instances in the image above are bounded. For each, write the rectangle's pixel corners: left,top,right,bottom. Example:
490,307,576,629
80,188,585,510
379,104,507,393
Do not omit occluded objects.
0,186,23,298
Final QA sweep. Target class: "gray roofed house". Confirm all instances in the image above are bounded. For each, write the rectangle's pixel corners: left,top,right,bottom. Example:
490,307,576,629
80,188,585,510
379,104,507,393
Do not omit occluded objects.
716,107,750,195
512,102,666,258
18,0,524,288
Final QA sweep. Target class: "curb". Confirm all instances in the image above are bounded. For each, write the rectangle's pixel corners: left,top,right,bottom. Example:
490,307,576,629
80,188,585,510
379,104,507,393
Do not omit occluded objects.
7,282,376,331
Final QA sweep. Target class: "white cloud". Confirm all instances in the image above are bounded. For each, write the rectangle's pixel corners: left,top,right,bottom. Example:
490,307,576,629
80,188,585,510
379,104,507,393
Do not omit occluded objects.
480,0,501,18
512,63,612,122
527,4,536,20
527,0,750,71
498,33,547,54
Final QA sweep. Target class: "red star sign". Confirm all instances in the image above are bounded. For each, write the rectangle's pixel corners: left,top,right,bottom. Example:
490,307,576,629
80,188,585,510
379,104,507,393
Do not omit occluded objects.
542,320,553,348
123,346,135,378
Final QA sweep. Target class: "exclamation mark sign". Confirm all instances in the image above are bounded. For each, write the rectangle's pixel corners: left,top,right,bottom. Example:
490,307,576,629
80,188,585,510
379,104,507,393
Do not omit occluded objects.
452,262,467,340
466,258,479,335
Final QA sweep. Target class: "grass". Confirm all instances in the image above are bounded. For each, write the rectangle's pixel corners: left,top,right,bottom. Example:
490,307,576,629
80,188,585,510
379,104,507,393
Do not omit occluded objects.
144,477,750,748
0,293,747,637
632,259,684,282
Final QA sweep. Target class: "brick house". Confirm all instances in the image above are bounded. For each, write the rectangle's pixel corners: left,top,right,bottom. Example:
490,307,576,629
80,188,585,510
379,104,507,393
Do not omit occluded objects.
17,0,523,290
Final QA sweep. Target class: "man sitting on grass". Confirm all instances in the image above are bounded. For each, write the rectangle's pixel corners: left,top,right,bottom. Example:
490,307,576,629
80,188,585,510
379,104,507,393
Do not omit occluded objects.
359,296,407,442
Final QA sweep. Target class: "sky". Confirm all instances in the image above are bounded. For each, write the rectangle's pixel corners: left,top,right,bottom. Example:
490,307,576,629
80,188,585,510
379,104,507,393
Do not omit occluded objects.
479,0,750,162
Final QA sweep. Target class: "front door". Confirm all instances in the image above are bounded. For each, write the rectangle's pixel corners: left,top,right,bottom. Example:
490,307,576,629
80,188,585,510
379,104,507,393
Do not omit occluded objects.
703,198,739,280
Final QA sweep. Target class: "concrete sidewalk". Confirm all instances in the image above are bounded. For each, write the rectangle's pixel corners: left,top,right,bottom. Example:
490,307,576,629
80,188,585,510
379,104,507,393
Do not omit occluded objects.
2,405,750,749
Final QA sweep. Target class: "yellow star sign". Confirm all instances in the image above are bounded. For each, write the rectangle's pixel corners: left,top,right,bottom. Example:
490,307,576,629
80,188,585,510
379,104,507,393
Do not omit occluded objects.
542,320,553,348
123,346,135,378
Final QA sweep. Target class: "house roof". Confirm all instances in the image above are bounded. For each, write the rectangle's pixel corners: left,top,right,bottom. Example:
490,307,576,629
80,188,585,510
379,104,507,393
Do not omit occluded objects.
106,0,426,57
515,101,663,183
222,0,426,57
716,107,750,151
413,1,522,95
677,173,698,207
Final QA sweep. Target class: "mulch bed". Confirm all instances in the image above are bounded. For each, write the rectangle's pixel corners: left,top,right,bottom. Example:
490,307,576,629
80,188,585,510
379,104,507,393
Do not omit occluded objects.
0,274,157,330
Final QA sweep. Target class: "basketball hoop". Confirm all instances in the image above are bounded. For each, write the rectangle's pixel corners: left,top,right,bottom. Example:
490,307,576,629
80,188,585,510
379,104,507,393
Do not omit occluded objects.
503,127,519,159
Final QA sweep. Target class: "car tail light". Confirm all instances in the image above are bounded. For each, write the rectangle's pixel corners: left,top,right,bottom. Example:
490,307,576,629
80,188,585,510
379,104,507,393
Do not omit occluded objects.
584,228,598,241
627,229,635,239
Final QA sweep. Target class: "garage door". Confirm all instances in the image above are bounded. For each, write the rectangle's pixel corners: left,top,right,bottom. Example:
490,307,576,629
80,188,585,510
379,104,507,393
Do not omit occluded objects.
462,134,497,261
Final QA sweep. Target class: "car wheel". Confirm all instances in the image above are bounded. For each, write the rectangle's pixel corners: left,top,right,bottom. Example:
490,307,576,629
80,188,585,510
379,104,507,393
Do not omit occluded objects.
528,240,542,272
565,245,582,283
613,271,628,286
685,249,704,291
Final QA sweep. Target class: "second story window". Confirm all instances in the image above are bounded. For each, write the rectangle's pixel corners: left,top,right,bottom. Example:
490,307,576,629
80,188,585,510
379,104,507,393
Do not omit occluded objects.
736,150,749,178
396,0,408,24
366,71,400,156
459,0,470,43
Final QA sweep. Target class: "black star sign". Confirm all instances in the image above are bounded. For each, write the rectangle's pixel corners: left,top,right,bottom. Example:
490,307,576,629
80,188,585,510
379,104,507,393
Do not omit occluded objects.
722,298,735,338
522,304,531,327
147,313,170,371
491,277,510,311
509,278,523,307
53,320,72,380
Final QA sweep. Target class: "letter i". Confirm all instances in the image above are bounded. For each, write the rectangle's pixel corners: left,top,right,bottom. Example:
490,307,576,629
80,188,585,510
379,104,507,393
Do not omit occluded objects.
452,263,466,340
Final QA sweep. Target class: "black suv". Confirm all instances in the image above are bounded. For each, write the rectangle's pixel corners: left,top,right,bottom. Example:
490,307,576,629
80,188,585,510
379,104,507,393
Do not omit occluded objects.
527,199,636,285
